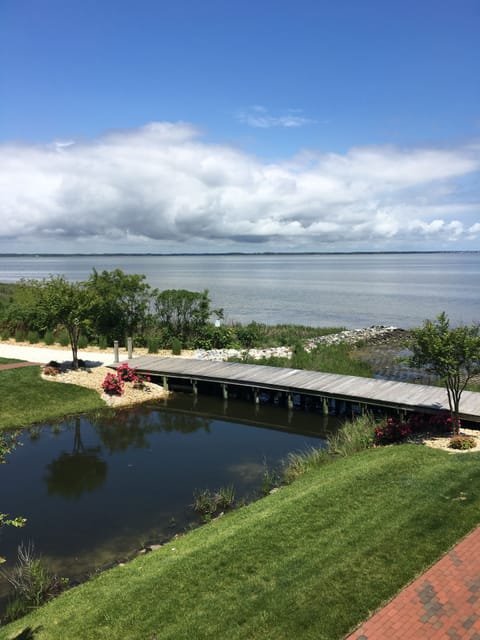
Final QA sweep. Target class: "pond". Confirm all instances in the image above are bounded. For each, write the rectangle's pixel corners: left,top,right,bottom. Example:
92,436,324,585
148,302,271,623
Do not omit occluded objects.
0,394,337,607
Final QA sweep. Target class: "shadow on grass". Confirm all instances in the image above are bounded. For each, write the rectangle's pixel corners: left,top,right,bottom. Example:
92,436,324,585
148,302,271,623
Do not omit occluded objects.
13,627,43,639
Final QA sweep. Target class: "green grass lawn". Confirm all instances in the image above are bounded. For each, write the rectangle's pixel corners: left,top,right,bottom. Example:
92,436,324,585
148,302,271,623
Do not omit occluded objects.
3,444,480,640
0,366,104,430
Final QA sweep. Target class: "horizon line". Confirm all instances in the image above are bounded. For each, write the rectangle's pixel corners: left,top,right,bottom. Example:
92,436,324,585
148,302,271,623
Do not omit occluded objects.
1,250,479,258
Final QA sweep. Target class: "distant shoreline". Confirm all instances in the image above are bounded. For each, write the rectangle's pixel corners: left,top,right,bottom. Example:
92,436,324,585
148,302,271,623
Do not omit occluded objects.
0,250,479,258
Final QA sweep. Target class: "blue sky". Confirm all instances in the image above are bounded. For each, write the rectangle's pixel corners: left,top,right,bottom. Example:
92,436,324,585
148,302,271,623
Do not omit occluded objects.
0,0,479,253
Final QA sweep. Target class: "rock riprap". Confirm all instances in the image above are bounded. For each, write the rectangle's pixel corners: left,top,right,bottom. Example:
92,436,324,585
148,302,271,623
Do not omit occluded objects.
195,326,402,362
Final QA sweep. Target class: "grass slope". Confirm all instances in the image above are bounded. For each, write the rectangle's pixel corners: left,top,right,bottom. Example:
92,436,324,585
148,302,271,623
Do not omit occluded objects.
3,445,480,639
0,367,104,430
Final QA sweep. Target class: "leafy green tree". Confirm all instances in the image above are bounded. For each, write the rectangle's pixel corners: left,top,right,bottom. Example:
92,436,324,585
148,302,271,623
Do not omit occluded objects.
153,289,212,346
87,269,152,345
37,276,95,370
411,312,480,433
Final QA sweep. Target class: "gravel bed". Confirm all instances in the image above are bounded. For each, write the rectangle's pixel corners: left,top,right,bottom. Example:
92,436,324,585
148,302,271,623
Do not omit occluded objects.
42,366,168,408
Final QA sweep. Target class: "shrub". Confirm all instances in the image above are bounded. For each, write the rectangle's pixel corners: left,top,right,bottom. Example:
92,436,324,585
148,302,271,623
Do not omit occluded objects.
43,365,59,376
78,335,89,349
27,330,40,344
101,372,124,396
43,330,55,345
449,435,477,450
1,328,10,341
374,417,412,445
116,362,137,382
235,322,262,348
194,324,239,350
133,372,151,390
97,335,108,349
147,336,160,354
374,413,461,445
14,329,26,342
171,337,182,355
57,330,69,347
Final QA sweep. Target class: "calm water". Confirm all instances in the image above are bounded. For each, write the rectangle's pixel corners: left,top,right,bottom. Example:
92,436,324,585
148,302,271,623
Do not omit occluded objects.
0,253,479,328
0,396,329,602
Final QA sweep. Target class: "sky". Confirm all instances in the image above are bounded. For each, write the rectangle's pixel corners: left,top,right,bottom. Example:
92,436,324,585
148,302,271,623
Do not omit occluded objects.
0,0,479,254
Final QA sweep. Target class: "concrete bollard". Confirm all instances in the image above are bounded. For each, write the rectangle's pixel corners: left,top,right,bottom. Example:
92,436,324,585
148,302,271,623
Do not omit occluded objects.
113,340,119,364
127,337,133,359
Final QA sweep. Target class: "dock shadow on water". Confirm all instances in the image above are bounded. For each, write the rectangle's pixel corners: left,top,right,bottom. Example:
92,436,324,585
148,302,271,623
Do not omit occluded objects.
0,394,336,612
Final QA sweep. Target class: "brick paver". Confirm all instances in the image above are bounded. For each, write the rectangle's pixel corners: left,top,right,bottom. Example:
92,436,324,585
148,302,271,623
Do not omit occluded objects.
346,526,480,639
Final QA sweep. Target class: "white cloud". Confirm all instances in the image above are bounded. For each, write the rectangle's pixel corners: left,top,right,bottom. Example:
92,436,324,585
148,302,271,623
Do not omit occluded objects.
0,121,479,252
237,105,315,128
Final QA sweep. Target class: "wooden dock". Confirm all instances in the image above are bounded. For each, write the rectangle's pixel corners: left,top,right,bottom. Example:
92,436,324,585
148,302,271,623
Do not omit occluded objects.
124,356,480,423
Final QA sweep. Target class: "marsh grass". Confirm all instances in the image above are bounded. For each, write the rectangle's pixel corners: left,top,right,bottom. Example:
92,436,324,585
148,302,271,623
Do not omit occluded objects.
231,342,373,377
327,413,378,457
2,543,68,622
283,446,331,484
282,414,378,482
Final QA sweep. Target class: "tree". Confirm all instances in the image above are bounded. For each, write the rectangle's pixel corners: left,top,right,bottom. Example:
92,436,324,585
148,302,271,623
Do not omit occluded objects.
153,289,212,346
37,276,95,370
86,269,152,345
411,312,480,433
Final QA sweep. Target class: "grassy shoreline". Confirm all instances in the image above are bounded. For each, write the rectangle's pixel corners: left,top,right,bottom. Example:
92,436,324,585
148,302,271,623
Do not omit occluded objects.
2,444,480,639
0,366,104,431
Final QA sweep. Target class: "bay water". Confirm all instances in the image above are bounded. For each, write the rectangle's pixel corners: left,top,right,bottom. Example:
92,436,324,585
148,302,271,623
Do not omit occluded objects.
0,252,479,328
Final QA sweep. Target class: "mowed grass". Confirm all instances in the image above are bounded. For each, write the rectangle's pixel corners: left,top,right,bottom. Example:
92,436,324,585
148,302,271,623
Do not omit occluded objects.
0,366,104,430
3,445,480,640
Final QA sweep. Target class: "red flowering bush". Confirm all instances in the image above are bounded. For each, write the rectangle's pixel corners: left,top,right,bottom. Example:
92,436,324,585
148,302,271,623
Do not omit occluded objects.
374,413,461,445
116,363,138,382
375,417,412,444
115,363,151,391
102,372,124,396
133,373,151,390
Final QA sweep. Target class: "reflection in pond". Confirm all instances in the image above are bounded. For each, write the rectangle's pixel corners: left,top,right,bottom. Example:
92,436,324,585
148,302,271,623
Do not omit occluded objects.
0,394,334,608
44,418,107,500
94,407,212,454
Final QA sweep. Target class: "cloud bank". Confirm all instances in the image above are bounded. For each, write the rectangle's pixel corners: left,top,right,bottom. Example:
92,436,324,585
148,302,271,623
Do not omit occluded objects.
1,121,479,252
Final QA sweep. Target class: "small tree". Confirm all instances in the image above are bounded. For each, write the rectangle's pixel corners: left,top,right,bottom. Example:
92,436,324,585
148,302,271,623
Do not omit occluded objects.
38,276,95,370
153,289,212,346
86,269,152,345
411,312,480,433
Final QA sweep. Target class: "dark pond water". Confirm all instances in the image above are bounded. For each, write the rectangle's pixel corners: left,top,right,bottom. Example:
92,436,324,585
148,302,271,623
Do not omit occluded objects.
0,395,334,605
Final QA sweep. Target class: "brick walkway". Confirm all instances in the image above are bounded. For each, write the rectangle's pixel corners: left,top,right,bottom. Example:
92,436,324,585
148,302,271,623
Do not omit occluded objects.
346,526,480,639
0,361,40,371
